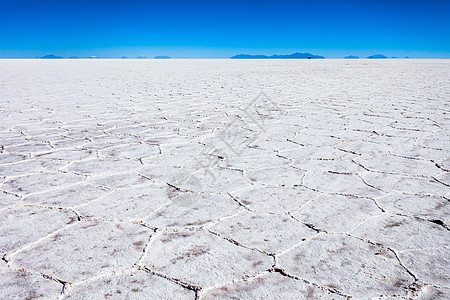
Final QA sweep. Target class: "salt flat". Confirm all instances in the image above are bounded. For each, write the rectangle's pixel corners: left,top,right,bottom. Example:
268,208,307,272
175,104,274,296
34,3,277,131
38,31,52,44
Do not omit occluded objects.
0,59,449,299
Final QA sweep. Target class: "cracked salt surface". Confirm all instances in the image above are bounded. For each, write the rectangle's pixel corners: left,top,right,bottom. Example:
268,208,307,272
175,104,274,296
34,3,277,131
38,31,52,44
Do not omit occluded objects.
0,59,449,299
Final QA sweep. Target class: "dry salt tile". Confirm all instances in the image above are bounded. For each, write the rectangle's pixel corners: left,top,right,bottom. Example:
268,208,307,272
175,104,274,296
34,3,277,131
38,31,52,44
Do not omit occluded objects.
368,134,417,148
415,135,450,150
257,128,302,142
231,185,320,214
21,134,65,145
64,268,195,299
351,214,449,251
23,183,111,207
291,158,366,174
303,119,347,131
391,118,440,132
0,172,85,195
301,127,347,137
144,193,241,228
0,191,20,208
83,135,143,150
61,123,106,131
380,128,434,139
65,158,142,177
0,153,28,165
277,233,413,298
178,126,211,137
89,172,154,189
211,210,316,254
60,130,104,140
201,272,346,300
246,139,301,152
34,149,96,162
244,167,306,187
142,231,272,288
0,206,77,255
106,125,149,135
359,172,449,197
59,118,103,127
5,143,54,154
49,138,90,149
12,221,151,283
391,145,449,161
99,143,161,160
434,172,450,186
0,160,67,177
223,154,290,172
0,266,62,299
336,140,394,156
279,146,357,161
376,193,449,225
167,167,252,194
436,159,450,172
293,194,382,233
289,134,342,147
336,128,381,141
137,162,200,184
21,128,66,137
144,135,191,146
400,248,450,289
0,131,24,140
12,122,59,132
137,128,180,139
416,285,450,300
369,296,410,300
303,169,385,198
354,154,440,177
158,142,206,155
76,184,172,221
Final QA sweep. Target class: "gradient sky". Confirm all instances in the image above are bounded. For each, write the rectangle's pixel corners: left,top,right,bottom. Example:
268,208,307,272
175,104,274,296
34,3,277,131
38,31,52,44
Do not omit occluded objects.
1,0,449,58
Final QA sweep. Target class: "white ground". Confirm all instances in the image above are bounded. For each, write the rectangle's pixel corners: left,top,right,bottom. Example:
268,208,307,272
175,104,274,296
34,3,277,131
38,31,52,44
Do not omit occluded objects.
0,59,449,299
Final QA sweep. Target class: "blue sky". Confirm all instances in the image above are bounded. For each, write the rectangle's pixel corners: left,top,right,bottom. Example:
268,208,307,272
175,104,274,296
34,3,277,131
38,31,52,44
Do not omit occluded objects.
0,0,449,58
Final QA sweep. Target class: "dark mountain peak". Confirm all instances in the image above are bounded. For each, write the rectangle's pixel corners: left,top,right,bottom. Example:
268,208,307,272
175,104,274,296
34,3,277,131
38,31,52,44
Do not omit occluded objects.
367,54,388,59
41,54,63,59
154,55,171,59
231,52,324,59
344,55,359,59
231,54,269,59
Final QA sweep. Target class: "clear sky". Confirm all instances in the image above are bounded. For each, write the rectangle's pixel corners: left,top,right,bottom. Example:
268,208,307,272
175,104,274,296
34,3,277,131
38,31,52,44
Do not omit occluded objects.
1,0,449,58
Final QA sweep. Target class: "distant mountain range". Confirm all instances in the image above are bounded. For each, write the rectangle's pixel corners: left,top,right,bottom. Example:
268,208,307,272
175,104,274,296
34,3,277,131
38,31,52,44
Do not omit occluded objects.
41,54,63,59
231,52,325,59
37,53,411,60
367,54,388,59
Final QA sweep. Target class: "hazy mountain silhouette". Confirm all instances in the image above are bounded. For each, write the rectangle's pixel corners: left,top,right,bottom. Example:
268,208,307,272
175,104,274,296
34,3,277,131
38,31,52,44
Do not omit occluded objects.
367,54,388,59
344,55,359,59
121,56,128,59
231,54,269,59
41,54,63,59
137,55,147,59
231,52,324,59
69,56,78,59
154,55,171,59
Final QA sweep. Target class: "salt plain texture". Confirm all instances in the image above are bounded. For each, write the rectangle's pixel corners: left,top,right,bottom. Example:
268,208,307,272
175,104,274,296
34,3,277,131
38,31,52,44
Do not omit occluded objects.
0,59,449,299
